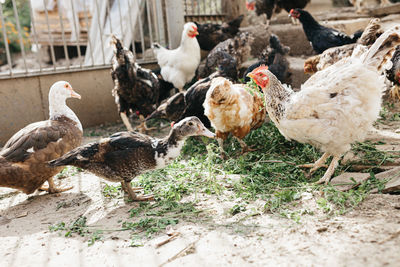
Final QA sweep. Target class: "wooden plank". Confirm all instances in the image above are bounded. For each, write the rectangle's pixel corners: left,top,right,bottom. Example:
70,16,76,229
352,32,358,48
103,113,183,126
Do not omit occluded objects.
368,3,400,16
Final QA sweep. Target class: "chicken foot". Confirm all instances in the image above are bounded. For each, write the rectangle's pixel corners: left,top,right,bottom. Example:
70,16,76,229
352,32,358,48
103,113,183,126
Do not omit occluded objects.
315,156,340,185
39,177,73,193
234,136,257,154
298,152,330,173
121,181,154,202
136,114,156,133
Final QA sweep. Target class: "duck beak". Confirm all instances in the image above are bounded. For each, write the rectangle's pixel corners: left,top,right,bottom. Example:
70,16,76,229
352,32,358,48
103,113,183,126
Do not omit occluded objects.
198,126,215,138
70,89,81,99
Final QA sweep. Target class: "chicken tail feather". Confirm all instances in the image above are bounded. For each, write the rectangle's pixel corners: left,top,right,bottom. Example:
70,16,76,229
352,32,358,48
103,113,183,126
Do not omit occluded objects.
361,25,400,72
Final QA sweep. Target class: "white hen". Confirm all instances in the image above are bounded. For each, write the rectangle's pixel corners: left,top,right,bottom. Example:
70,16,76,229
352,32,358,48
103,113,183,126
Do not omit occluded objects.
248,26,400,184
153,22,201,91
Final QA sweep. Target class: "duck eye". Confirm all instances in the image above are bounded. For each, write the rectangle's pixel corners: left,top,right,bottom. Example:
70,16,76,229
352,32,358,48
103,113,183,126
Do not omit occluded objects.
188,122,193,126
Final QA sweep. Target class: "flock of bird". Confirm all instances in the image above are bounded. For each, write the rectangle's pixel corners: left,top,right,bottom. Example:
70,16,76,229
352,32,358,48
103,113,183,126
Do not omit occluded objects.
1,1,400,202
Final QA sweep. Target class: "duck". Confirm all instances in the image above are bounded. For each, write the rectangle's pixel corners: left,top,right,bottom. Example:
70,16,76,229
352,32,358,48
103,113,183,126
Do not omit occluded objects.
49,117,215,201
0,81,83,194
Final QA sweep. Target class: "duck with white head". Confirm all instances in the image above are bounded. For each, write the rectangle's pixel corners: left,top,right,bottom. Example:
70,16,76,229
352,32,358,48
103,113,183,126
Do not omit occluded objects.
0,81,83,194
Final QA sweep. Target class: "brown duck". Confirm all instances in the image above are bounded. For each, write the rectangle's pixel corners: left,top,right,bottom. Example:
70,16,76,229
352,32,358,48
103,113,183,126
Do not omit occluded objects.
49,116,215,201
0,81,83,194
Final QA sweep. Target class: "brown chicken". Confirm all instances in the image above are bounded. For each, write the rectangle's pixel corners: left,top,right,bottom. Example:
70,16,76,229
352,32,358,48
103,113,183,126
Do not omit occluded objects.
203,77,266,158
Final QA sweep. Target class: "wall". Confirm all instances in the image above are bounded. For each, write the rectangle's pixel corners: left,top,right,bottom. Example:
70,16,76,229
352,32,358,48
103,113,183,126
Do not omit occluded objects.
0,67,119,145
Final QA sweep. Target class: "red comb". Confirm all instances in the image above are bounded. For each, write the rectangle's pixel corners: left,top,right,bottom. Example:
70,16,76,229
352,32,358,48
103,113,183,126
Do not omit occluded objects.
252,65,268,73
135,111,140,116
171,121,175,128
192,25,198,31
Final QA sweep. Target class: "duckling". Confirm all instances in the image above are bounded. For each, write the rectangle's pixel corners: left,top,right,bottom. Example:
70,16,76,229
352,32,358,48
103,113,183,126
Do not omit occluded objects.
49,117,215,201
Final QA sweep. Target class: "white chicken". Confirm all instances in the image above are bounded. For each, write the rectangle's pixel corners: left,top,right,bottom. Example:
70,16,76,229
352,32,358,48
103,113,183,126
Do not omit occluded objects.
152,22,201,91
248,26,400,184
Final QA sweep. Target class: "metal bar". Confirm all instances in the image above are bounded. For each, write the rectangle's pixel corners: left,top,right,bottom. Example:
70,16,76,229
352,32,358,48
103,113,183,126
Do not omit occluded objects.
94,0,105,65
146,0,154,46
127,0,136,58
57,0,70,69
137,1,145,59
106,0,113,35
191,0,195,15
70,0,82,68
117,0,124,37
11,0,27,73
151,0,160,43
154,0,165,45
197,0,200,15
82,0,94,66
42,0,56,70
0,4,13,75
27,0,42,72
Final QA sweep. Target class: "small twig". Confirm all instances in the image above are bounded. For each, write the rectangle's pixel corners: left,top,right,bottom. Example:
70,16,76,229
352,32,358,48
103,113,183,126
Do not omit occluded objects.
159,239,199,267
258,160,296,166
155,232,180,248
378,230,400,244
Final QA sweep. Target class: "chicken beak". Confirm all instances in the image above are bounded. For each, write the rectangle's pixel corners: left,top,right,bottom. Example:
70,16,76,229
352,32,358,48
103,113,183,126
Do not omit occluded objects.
70,89,81,99
247,73,255,79
198,126,215,138
195,31,199,36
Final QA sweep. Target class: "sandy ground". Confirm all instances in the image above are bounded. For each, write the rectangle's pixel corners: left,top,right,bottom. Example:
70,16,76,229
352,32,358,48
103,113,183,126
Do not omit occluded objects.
0,168,399,267
0,115,399,267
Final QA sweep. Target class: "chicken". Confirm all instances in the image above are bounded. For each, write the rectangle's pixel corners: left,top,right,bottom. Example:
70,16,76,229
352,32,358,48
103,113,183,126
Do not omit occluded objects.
111,36,174,133
147,52,238,128
304,18,383,75
195,15,244,51
289,9,363,54
386,45,400,99
203,77,266,158
243,34,292,85
247,26,400,184
152,22,200,91
246,0,310,26
199,31,254,79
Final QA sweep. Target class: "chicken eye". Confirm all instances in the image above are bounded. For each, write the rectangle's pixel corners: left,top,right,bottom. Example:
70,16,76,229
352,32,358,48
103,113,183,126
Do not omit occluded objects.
64,84,69,89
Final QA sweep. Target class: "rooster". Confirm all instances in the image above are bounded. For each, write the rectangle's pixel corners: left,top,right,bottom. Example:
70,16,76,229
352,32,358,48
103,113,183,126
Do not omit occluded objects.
248,26,400,184
289,9,363,54
246,0,310,26
152,22,200,91
111,36,174,132
203,77,266,159
304,18,383,75
195,15,244,51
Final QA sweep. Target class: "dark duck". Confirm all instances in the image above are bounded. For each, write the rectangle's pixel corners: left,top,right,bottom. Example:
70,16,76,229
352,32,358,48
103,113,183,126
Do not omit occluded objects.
49,117,215,201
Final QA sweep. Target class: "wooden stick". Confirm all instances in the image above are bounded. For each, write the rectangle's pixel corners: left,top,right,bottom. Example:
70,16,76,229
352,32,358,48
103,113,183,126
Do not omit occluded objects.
155,232,180,248
159,239,199,266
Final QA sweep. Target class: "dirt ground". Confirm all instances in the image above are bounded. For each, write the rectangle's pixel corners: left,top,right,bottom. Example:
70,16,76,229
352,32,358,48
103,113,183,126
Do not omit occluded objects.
0,115,399,267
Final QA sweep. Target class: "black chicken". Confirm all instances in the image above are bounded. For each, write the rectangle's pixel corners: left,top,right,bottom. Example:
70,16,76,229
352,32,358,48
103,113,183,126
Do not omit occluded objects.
387,46,400,99
146,52,238,128
243,34,291,85
289,9,363,54
199,31,253,79
246,0,310,26
111,36,174,132
195,15,244,51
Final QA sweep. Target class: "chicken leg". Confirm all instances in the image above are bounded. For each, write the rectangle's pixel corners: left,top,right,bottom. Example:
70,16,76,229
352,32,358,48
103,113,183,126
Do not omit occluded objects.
217,138,228,159
121,181,154,201
298,152,330,173
39,177,73,193
316,156,340,185
389,85,400,101
120,112,134,132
